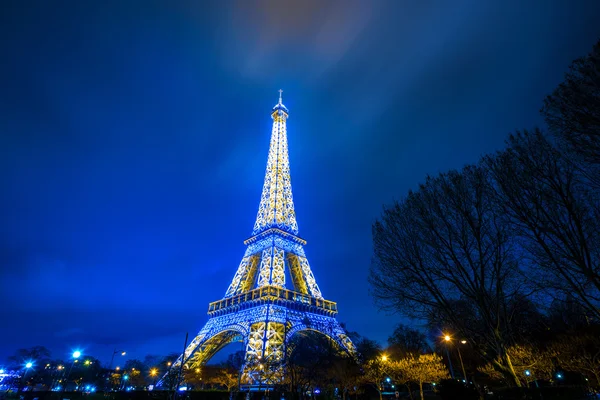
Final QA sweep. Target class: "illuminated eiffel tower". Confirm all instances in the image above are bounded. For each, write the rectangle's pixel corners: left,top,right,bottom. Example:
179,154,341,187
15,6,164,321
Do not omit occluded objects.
167,91,355,384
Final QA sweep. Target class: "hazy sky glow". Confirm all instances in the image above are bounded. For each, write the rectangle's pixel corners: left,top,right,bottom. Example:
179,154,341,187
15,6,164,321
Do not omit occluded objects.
1,0,600,364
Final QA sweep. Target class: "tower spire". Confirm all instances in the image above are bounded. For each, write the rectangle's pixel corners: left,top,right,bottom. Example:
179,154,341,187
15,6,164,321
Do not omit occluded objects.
253,90,297,235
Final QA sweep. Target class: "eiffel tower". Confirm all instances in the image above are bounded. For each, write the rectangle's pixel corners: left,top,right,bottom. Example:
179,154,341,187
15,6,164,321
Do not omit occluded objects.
167,91,355,383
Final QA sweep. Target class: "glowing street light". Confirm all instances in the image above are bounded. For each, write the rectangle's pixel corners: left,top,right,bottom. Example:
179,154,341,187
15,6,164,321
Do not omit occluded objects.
72,351,81,359
19,362,34,392
442,334,455,379
150,368,158,377
381,355,388,362
0,369,4,374
525,370,531,376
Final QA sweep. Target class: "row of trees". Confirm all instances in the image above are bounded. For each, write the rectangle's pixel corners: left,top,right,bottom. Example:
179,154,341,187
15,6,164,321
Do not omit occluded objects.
3,327,450,400
1,347,239,392
369,38,600,388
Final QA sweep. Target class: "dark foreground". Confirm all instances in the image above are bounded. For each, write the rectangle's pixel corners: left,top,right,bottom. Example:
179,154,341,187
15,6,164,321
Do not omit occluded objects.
0,386,597,400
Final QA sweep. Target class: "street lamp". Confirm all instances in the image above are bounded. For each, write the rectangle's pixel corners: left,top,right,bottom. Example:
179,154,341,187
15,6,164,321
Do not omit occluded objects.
456,340,467,382
381,355,388,362
19,361,34,392
442,334,455,379
64,350,82,392
108,349,126,371
150,368,158,385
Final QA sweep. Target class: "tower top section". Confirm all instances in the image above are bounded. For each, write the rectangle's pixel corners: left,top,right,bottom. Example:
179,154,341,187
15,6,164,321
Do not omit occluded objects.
253,90,298,236
272,89,289,115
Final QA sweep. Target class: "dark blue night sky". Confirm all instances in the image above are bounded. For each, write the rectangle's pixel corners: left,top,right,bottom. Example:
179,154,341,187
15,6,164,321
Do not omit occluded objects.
1,0,600,364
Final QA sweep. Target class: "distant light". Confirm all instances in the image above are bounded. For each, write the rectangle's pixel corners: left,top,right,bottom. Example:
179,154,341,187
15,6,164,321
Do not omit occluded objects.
91,387,96,392
85,385,90,390
524,370,531,376
444,335,451,342
73,351,81,359
116,367,120,371
460,340,467,344
121,352,126,356
314,389,321,394
381,355,388,362
123,375,129,380
386,377,391,383
0,369,4,374
432,383,436,386
25,362,33,369
556,373,563,379
391,385,395,389
179,387,188,391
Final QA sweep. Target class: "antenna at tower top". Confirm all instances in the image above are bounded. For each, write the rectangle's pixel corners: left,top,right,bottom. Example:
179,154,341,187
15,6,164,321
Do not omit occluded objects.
278,89,283,104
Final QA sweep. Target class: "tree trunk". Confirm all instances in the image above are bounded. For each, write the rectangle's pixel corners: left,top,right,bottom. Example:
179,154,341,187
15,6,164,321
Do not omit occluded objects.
406,384,414,400
419,381,424,400
378,390,382,400
493,347,521,387
593,371,600,388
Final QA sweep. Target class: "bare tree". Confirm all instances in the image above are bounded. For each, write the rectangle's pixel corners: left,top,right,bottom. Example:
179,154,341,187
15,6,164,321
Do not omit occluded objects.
542,39,600,166
370,165,524,386
387,324,430,358
487,130,600,320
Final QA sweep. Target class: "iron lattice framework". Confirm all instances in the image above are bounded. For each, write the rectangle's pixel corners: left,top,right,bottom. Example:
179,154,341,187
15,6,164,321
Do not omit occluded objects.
164,92,355,385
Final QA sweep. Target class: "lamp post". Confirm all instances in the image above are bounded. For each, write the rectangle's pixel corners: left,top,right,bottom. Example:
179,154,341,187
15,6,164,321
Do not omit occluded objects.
18,362,33,393
150,368,158,386
106,349,126,391
64,351,81,392
443,335,455,379
108,349,126,371
457,340,467,381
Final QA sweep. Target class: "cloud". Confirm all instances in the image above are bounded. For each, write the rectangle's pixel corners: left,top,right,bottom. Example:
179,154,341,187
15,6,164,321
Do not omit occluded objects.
221,0,376,81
